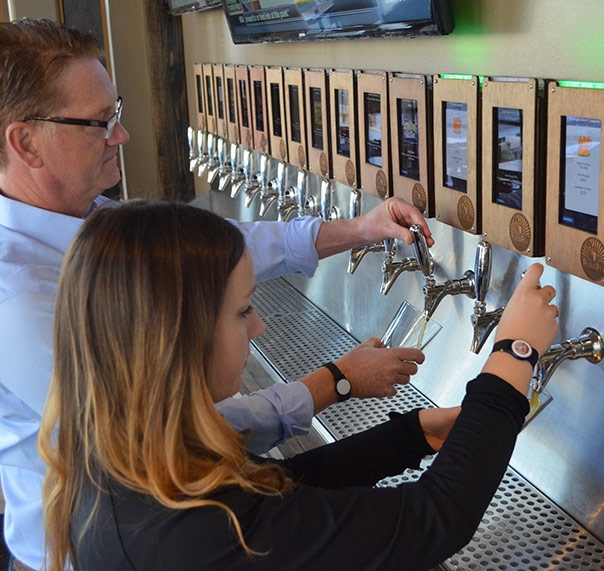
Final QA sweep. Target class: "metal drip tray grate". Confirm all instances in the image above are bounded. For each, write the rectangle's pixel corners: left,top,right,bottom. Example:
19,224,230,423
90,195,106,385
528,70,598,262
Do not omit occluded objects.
252,278,604,570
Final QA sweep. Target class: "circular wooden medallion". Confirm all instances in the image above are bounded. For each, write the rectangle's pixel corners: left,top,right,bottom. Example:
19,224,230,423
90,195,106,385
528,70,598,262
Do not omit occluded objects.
509,213,531,252
376,170,388,198
581,237,604,282
412,183,427,214
320,153,328,177
345,160,356,186
298,145,306,169
457,195,475,230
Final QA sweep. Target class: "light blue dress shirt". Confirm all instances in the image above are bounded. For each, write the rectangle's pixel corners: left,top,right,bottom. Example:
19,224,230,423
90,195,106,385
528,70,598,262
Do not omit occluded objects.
0,193,320,568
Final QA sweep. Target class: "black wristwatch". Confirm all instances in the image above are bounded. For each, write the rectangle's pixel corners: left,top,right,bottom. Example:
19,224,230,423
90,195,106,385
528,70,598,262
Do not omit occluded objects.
492,339,539,368
322,361,352,402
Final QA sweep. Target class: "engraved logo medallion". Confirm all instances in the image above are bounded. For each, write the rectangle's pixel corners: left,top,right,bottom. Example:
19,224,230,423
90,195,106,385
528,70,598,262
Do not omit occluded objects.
412,183,427,214
457,196,475,230
298,145,306,169
345,160,356,186
320,153,328,177
509,213,531,252
581,237,604,282
376,170,388,198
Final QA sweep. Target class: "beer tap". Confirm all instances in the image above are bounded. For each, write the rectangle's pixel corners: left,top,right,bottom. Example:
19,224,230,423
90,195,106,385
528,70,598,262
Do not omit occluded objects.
277,169,305,221
319,178,332,221
470,240,505,353
258,159,284,217
410,224,476,319
244,151,264,208
206,133,222,185
380,238,420,295
187,127,199,173
196,128,209,178
224,142,245,195
532,327,604,395
231,147,253,199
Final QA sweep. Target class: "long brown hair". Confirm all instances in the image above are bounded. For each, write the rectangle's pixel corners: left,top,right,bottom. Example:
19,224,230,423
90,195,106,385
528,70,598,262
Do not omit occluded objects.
39,200,293,570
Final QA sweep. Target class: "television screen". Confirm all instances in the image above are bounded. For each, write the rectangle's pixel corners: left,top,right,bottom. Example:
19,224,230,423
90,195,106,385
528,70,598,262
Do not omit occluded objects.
168,0,221,15
222,0,454,44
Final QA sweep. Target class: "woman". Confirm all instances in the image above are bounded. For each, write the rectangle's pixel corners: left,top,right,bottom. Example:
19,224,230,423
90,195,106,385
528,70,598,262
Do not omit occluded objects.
40,200,558,570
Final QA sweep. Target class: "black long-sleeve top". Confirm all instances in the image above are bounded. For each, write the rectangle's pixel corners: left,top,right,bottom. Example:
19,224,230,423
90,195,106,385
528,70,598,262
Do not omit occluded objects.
72,373,528,570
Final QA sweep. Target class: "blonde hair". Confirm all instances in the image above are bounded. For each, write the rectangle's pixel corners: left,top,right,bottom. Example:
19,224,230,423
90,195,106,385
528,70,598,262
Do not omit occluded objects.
39,200,293,570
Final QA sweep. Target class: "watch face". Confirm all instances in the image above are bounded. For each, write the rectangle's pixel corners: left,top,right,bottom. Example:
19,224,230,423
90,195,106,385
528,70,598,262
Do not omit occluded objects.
336,378,352,396
511,339,532,359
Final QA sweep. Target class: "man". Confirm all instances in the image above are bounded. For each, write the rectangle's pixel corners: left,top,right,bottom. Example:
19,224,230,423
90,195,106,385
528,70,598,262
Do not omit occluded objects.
0,19,433,569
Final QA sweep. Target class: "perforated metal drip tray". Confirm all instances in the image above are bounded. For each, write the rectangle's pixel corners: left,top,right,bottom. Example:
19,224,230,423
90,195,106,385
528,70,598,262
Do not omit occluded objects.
252,278,604,570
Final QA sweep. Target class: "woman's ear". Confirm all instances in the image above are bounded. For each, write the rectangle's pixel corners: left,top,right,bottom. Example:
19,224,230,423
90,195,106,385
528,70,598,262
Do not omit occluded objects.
5,122,44,168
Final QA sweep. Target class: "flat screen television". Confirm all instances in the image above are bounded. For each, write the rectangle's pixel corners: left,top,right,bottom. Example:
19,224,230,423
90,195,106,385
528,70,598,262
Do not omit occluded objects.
168,0,221,15
222,0,454,44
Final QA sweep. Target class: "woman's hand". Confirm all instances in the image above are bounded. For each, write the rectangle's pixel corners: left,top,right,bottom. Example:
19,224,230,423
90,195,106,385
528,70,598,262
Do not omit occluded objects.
418,406,461,452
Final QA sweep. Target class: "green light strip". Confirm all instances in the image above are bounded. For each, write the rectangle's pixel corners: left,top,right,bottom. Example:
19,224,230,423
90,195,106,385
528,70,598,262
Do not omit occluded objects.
558,80,604,90
440,74,473,81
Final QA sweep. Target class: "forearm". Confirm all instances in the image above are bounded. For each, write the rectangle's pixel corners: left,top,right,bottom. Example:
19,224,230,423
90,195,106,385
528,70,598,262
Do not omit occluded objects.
314,217,370,259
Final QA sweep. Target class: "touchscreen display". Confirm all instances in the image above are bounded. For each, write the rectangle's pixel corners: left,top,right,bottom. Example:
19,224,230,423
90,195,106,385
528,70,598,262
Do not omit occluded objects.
310,87,323,150
238,79,249,128
253,80,264,133
336,89,350,158
289,84,302,143
397,98,420,180
493,107,523,209
443,101,468,192
560,115,601,234
196,74,204,115
270,82,282,137
205,75,214,117
216,76,225,120
364,92,382,167
227,77,236,125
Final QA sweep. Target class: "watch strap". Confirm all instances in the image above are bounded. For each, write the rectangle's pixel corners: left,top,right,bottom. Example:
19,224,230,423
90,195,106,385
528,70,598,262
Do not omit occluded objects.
322,361,352,401
492,339,539,368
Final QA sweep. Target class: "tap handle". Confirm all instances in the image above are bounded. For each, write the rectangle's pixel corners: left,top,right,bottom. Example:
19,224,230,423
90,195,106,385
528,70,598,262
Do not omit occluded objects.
320,178,331,221
474,240,492,304
410,224,433,278
187,126,196,157
259,154,270,188
349,189,361,219
275,161,286,194
295,170,307,214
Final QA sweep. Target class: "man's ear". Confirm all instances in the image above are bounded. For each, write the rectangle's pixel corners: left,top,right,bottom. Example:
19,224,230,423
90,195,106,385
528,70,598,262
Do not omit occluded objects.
5,122,44,168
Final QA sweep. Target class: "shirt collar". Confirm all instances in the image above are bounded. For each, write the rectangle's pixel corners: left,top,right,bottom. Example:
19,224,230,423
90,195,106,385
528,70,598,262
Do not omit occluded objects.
0,193,113,253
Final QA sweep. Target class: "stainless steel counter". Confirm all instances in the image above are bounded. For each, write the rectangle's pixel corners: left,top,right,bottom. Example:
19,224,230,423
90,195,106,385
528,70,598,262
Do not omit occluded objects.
193,168,604,568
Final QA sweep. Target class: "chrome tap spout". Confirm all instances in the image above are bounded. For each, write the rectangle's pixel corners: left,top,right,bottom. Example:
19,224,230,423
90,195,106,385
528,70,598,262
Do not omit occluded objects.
347,242,385,274
278,169,303,221
410,224,474,318
470,306,505,354
259,160,284,217
259,193,278,216
379,238,419,295
232,148,252,199
423,270,476,319
533,327,604,393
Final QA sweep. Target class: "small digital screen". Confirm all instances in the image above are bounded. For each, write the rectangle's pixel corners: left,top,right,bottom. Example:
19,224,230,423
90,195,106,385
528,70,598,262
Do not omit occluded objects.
397,98,420,180
227,77,236,125
270,82,282,137
493,107,523,209
238,79,249,128
310,87,323,150
443,100,468,192
288,85,302,143
216,76,225,120
253,80,264,132
196,74,204,114
560,115,601,234
205,75,214,117
336,89,350,158
364,92,382,167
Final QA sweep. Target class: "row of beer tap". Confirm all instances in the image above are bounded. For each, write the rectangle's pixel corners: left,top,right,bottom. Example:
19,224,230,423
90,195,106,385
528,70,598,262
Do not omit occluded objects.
188,126,603,418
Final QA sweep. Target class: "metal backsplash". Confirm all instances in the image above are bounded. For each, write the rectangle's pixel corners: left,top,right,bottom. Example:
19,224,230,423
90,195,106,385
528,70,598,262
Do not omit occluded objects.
193,164,604,545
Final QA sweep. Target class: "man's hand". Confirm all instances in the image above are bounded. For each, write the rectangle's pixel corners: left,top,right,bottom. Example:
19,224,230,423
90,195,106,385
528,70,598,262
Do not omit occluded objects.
315,197,434,259
334,337,425,399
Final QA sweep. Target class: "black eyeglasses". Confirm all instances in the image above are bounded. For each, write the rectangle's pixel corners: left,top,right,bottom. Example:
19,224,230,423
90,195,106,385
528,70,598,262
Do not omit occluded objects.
23,97,123,140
